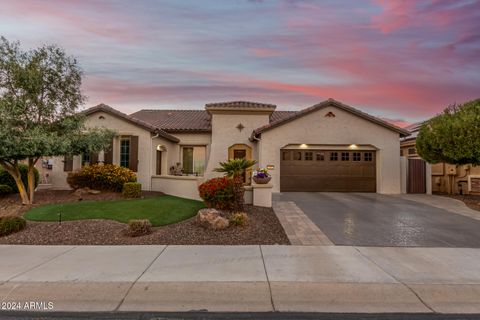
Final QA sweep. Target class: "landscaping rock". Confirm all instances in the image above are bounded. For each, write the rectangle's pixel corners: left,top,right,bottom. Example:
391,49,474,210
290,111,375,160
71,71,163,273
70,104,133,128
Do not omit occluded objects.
196,208,230,230
73,187,101,198
212,216,229,230
88,189,101,195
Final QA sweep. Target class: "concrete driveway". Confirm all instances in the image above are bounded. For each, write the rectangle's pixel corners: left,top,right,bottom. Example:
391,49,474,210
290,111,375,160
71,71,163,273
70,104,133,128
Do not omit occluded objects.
274,193,480,247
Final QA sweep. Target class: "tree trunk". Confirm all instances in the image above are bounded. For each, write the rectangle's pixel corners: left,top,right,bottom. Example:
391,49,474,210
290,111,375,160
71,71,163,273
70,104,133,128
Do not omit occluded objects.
27,157,37,204
233,175,245,212
0,160,30,205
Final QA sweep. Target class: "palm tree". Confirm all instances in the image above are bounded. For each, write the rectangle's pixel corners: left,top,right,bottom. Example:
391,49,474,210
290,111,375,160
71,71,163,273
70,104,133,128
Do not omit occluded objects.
214,159,256,211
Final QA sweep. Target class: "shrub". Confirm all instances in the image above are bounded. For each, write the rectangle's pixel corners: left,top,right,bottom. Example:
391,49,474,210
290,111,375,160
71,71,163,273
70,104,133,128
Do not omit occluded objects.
67,164,136,192
230,212,249,227
0,164,40,193
122,182,142,199
127,219,152,237
0,216,27,237
198,177,235,210
0,184,13,196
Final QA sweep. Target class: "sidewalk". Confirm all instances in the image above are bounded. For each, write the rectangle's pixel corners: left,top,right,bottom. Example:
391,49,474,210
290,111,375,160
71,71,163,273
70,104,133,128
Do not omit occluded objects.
1,245,480,314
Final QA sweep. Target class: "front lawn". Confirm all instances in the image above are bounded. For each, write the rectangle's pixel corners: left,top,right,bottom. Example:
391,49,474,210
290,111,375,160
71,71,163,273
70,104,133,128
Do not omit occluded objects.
24,195,204,226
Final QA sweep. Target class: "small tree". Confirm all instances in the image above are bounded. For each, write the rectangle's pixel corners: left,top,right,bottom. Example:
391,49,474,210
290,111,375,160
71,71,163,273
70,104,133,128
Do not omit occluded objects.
417,99,480,166
0,37,114,204
214,158,256,211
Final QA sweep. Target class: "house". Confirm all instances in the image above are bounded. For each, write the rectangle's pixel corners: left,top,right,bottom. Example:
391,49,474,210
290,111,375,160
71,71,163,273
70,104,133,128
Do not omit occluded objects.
45,99,409,200
401,122,480,194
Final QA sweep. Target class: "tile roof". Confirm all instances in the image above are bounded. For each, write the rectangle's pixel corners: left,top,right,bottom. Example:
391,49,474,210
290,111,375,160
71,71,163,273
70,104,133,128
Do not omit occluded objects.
252,98,411,138
205,101,277,111
130,109,211,132
83,104,180,142
270,110,297,123
130,109,297,133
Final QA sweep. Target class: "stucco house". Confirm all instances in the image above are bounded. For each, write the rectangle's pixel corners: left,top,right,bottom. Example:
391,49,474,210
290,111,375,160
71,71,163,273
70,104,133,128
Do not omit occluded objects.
401,122,480,195
44,98,409,200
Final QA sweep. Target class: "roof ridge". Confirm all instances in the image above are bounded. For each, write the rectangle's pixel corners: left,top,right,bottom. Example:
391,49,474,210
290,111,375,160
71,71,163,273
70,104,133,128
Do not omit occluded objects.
252,99,410,137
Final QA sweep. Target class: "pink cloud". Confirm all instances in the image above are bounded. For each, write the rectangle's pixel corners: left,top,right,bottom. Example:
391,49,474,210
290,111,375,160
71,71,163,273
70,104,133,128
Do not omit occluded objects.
1,0,143,44
250,48,281,57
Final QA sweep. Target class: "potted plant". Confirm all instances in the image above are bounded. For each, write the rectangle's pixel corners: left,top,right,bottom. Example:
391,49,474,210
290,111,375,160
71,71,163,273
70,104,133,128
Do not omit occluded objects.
253,168,271,184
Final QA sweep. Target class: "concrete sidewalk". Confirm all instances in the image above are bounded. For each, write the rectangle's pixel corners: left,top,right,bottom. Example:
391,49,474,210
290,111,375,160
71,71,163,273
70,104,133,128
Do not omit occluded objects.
1,245,480,314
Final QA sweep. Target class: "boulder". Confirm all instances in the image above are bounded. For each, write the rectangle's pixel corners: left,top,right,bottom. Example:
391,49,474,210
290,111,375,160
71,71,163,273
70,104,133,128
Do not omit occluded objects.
212,216,229,230
196,208,230,230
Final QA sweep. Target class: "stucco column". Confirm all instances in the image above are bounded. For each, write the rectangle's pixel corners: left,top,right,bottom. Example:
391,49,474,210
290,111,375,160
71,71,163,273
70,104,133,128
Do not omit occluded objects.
253,183,273,207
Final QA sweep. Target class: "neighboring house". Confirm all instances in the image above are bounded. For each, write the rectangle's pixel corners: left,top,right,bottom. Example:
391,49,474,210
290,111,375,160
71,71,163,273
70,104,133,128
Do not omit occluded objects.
401,122,480,194
46,98,409,200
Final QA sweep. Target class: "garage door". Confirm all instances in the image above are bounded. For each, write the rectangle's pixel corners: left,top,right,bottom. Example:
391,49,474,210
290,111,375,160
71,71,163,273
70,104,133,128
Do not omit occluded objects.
280,149,376,192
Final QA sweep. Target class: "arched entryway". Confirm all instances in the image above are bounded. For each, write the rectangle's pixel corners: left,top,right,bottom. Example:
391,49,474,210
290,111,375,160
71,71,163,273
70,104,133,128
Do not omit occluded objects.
228,144,253,184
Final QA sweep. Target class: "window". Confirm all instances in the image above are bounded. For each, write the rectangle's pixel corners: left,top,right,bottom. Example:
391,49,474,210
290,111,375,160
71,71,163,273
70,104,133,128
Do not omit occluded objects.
81,153,90,166
304,151,313,161
341,152,350,161
330,152,338,161
282,151,290,161
233,149,246,159
293,151,302,160
182,146,206,176
364,152,373,162
408,147,417,155
120,138,130,168
400,149,404,156
353,152,361,161
316,152,325,161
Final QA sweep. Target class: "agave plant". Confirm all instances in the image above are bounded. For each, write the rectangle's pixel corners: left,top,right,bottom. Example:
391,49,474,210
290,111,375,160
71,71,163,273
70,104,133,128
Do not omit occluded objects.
214,158,256,211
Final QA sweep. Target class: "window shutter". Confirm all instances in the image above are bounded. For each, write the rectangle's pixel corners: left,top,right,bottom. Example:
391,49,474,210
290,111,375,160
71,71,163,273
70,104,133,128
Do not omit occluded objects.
63,155,73,172
90,153,99,164
104,140,114,164
129,136,139,172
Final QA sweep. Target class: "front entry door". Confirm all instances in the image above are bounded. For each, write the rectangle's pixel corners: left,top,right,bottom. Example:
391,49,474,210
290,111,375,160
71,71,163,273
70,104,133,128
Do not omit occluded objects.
228,144,252,184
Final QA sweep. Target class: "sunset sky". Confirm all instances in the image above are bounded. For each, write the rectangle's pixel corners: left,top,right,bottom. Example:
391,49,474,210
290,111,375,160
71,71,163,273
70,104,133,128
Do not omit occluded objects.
1,0,479,126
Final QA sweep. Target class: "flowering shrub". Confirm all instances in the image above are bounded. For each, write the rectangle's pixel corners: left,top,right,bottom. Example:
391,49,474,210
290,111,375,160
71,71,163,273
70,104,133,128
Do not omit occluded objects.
253,168,270,178
198,177,235,210
67,164,136,192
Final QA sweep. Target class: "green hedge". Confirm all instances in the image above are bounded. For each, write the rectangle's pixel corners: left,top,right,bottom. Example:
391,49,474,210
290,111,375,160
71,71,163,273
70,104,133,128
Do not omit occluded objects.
0,164,40,193
67,164,136,192
122,182,142,199
0,216,27,237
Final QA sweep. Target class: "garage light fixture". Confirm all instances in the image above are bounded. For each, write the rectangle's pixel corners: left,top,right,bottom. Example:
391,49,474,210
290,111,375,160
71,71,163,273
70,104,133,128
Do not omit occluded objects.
300,144,308,149
349,144,358,149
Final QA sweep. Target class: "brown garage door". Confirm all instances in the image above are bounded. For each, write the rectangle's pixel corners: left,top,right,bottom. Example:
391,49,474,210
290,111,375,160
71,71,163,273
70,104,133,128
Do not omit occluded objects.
280,149,376,192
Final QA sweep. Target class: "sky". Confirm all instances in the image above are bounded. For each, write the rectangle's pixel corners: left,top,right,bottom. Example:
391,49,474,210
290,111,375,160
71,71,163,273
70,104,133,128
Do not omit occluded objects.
1,0,479,126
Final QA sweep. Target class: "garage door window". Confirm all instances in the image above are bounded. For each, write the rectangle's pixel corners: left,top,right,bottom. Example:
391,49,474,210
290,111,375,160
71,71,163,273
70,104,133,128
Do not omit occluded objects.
293,151,302,161
364,152,373,161
304,151,313,161
330,152,338,161
353,152,361,161
341,152,349,161
316,152,325,161
282,151,290,161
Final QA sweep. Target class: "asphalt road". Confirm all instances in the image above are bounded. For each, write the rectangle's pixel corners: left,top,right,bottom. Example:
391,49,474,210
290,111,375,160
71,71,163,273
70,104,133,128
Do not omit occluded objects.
275,192,480,247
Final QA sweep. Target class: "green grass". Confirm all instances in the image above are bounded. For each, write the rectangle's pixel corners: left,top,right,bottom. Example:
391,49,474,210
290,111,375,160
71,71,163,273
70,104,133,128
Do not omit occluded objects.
24,195,205,227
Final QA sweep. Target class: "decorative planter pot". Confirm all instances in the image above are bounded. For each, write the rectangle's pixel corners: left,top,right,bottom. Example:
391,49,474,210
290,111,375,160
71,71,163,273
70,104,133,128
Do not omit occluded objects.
253,176,271,184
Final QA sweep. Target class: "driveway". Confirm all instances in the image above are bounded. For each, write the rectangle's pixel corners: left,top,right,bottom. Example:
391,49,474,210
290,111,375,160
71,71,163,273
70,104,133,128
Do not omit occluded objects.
274,192,480,247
